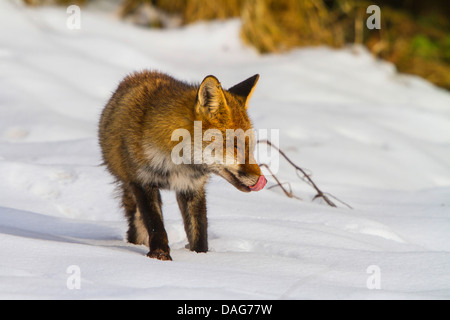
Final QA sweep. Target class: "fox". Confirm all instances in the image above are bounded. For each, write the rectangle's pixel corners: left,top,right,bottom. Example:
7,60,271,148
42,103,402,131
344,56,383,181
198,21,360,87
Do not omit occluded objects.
98,71,267,261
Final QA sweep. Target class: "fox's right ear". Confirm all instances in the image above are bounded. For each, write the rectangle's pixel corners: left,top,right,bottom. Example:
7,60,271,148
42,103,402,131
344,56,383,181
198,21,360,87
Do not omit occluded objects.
228,74,259,108
197,75,227,117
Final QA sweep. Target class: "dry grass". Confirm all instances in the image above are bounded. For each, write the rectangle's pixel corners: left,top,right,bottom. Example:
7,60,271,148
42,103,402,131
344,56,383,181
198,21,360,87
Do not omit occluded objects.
240,0,348,53
23,0,87,5
120,0,241,23
182,0,241,23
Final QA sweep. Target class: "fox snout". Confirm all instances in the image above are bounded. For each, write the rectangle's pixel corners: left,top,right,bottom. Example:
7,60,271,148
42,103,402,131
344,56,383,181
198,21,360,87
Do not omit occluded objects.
216,162,267,193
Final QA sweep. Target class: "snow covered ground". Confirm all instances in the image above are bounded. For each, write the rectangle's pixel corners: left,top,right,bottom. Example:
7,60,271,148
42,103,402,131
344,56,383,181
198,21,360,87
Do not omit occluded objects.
1,0,449,299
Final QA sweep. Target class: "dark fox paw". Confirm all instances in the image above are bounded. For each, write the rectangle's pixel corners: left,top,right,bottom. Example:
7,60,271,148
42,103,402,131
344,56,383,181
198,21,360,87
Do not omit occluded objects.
147,249,172,261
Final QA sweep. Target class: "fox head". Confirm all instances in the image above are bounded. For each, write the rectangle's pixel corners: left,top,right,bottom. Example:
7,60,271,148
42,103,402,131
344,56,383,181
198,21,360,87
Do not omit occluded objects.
195,74,267,193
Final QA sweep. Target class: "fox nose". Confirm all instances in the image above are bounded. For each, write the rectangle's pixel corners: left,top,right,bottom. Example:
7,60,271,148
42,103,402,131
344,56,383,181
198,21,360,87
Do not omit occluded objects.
249,175,267,192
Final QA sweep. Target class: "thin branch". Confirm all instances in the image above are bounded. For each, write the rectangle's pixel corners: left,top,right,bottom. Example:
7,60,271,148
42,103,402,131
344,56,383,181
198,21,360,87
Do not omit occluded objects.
267,182,292,192
260,164,302,200
324,192,353,209
258,139,350,209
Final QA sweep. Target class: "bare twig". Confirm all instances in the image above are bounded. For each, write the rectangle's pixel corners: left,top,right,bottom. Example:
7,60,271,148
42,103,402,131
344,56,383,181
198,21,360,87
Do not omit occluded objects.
323,192,353,209
260,164,302,200
258,139,351,209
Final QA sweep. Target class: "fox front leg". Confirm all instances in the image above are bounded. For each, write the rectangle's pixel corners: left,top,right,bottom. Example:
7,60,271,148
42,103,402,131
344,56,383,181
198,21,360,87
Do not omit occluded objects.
176,187,208,253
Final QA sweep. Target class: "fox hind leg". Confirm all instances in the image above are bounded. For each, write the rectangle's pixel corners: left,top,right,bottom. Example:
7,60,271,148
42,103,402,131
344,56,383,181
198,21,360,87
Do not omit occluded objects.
121,183,149,247
130,183,172,261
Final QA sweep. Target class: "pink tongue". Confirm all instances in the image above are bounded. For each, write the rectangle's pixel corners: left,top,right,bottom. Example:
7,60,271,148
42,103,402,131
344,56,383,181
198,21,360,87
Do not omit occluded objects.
249,175,267,192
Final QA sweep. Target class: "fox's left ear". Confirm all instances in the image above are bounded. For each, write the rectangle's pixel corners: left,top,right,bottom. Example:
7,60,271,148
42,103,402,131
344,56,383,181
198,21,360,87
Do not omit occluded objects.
228,74,260,108
197,75,227,117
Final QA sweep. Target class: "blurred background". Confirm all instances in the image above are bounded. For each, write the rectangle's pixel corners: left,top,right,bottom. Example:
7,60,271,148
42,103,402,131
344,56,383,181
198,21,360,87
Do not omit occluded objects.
23,0,450,90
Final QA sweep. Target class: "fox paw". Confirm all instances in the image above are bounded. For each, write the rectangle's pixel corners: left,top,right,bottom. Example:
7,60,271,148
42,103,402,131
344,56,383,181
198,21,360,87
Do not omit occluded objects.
147,249,172,261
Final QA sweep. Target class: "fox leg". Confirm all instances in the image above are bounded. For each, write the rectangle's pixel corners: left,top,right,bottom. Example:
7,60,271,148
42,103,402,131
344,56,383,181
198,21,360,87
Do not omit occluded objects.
131,183,172,261
176,186,208,253
121,184,149,246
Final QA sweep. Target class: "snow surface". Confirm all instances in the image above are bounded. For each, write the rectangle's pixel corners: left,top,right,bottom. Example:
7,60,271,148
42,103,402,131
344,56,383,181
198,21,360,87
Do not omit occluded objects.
1,0,449,299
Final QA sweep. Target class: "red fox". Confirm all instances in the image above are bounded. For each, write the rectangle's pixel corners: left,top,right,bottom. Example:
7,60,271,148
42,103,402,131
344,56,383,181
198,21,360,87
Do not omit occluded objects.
99,71,266,261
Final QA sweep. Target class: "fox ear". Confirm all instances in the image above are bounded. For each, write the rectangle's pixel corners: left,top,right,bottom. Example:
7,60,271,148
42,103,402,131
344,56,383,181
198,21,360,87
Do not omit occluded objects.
197,75,227,116
228,74,259,107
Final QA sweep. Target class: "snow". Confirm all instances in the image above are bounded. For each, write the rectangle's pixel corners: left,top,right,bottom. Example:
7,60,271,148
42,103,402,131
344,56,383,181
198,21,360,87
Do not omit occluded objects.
1,0,449,299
